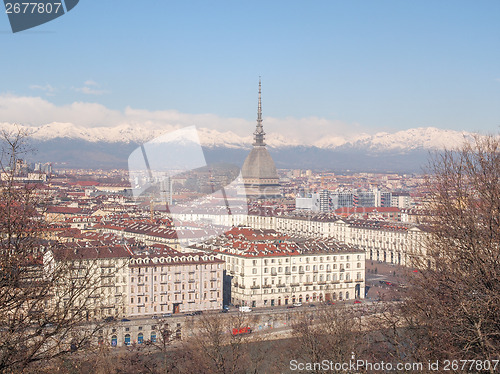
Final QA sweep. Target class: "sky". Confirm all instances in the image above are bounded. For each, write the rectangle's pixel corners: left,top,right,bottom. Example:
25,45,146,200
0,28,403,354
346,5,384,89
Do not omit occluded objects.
1,0,500,142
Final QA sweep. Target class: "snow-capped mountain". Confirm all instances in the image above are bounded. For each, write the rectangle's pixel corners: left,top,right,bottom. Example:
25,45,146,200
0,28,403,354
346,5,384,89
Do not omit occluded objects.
0,122,474,151
347,127,473,151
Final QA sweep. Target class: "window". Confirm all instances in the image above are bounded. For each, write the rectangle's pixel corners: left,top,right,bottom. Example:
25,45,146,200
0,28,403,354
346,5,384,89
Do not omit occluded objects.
252,268,257,274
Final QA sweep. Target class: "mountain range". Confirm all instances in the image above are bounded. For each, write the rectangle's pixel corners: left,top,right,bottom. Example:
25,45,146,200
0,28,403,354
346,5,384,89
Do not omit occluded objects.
1,122,474,172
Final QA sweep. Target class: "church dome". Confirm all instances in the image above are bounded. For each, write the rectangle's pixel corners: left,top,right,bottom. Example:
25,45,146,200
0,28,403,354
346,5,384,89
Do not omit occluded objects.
241,146,278,180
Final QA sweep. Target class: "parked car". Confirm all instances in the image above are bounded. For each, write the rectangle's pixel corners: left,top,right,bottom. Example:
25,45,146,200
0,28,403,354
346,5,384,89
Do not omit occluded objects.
293,302,302,307
287,305,295,309
231,327,252,336
354,300,362,304
121,318,131,322
220,309,229,313
239,306,252,312
193,311,203,315
308,304,316,308
162,313,172,318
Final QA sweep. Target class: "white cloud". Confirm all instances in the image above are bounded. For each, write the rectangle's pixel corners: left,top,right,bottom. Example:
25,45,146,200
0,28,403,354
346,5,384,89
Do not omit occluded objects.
0,94,365,146
29,84,56,96
74,80,110,96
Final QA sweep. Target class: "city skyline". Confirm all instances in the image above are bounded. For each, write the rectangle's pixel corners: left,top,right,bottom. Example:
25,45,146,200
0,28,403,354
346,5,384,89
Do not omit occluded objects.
1,1,500,147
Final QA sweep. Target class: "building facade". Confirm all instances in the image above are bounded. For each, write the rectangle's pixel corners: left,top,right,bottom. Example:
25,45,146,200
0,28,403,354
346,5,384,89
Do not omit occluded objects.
191,227,365,308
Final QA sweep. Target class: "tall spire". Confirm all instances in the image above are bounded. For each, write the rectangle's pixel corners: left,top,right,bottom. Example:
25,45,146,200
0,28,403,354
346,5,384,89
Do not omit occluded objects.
253,77,266,146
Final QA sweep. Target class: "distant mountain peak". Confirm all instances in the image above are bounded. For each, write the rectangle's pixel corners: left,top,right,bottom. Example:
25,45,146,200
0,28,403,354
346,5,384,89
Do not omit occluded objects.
1,122,474,152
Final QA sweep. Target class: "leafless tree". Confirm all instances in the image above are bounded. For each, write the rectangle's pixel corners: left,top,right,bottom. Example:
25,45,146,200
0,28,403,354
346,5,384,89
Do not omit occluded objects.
290,305,366,374
179,312,259,374
0,127,109,373
400,134,500,366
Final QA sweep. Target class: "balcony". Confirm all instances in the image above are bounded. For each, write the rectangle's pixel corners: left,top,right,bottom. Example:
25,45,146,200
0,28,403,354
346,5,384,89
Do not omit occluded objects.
285,270,291,275
290,283,300,287
238,284,245,289
250,285,260,289
304,282,313,286
355,279,364,282
262,284,271,289
318,281,326,285
344,280,353,283
276,283,286,288
270,272,277,276
298,270,305,274
188,279,195,283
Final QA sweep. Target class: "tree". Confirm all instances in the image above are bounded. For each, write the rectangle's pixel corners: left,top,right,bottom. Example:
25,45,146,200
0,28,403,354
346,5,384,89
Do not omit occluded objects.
402,134,500,365
290,306,366,374
179,313,259,374
0,127,107,373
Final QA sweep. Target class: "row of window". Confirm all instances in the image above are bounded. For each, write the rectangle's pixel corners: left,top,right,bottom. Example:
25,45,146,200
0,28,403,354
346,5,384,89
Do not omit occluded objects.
248,262,363,274
225,254,363,266
130,263,221,273
130,290,221,305
130,281,219,294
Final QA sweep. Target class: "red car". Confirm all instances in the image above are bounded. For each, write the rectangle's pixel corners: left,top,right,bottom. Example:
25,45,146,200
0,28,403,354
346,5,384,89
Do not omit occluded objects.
354,300,362,304
232,327,252,336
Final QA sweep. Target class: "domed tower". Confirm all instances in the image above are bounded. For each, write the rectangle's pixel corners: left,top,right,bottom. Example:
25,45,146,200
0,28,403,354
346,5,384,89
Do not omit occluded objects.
241,79,281,199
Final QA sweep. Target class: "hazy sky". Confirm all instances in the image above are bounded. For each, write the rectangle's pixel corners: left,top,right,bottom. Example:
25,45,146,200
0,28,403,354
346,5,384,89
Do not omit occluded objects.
1,1,500,137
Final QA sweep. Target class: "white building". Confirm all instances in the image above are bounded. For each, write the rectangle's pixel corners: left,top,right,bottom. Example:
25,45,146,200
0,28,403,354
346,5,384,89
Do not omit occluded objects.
191,227,365,308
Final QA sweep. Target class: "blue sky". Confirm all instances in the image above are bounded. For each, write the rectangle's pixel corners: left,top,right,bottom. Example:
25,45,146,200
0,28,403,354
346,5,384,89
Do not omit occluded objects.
1,0,500,139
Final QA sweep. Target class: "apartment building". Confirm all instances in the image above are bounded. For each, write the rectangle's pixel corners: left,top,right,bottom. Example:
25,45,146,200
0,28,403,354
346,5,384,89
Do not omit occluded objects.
192,227,365,308
174,211,428,267
127,246,224,316
47,239,224,320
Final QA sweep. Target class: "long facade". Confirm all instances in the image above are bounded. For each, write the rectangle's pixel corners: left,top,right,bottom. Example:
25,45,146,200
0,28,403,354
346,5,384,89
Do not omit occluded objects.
191,227,365,308
174,212,428,267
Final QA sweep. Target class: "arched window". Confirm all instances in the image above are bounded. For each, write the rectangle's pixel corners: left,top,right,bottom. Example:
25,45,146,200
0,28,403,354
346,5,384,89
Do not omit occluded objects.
111,335,117,347
138,333,144,344
151,331,156,343
124,334,131,345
